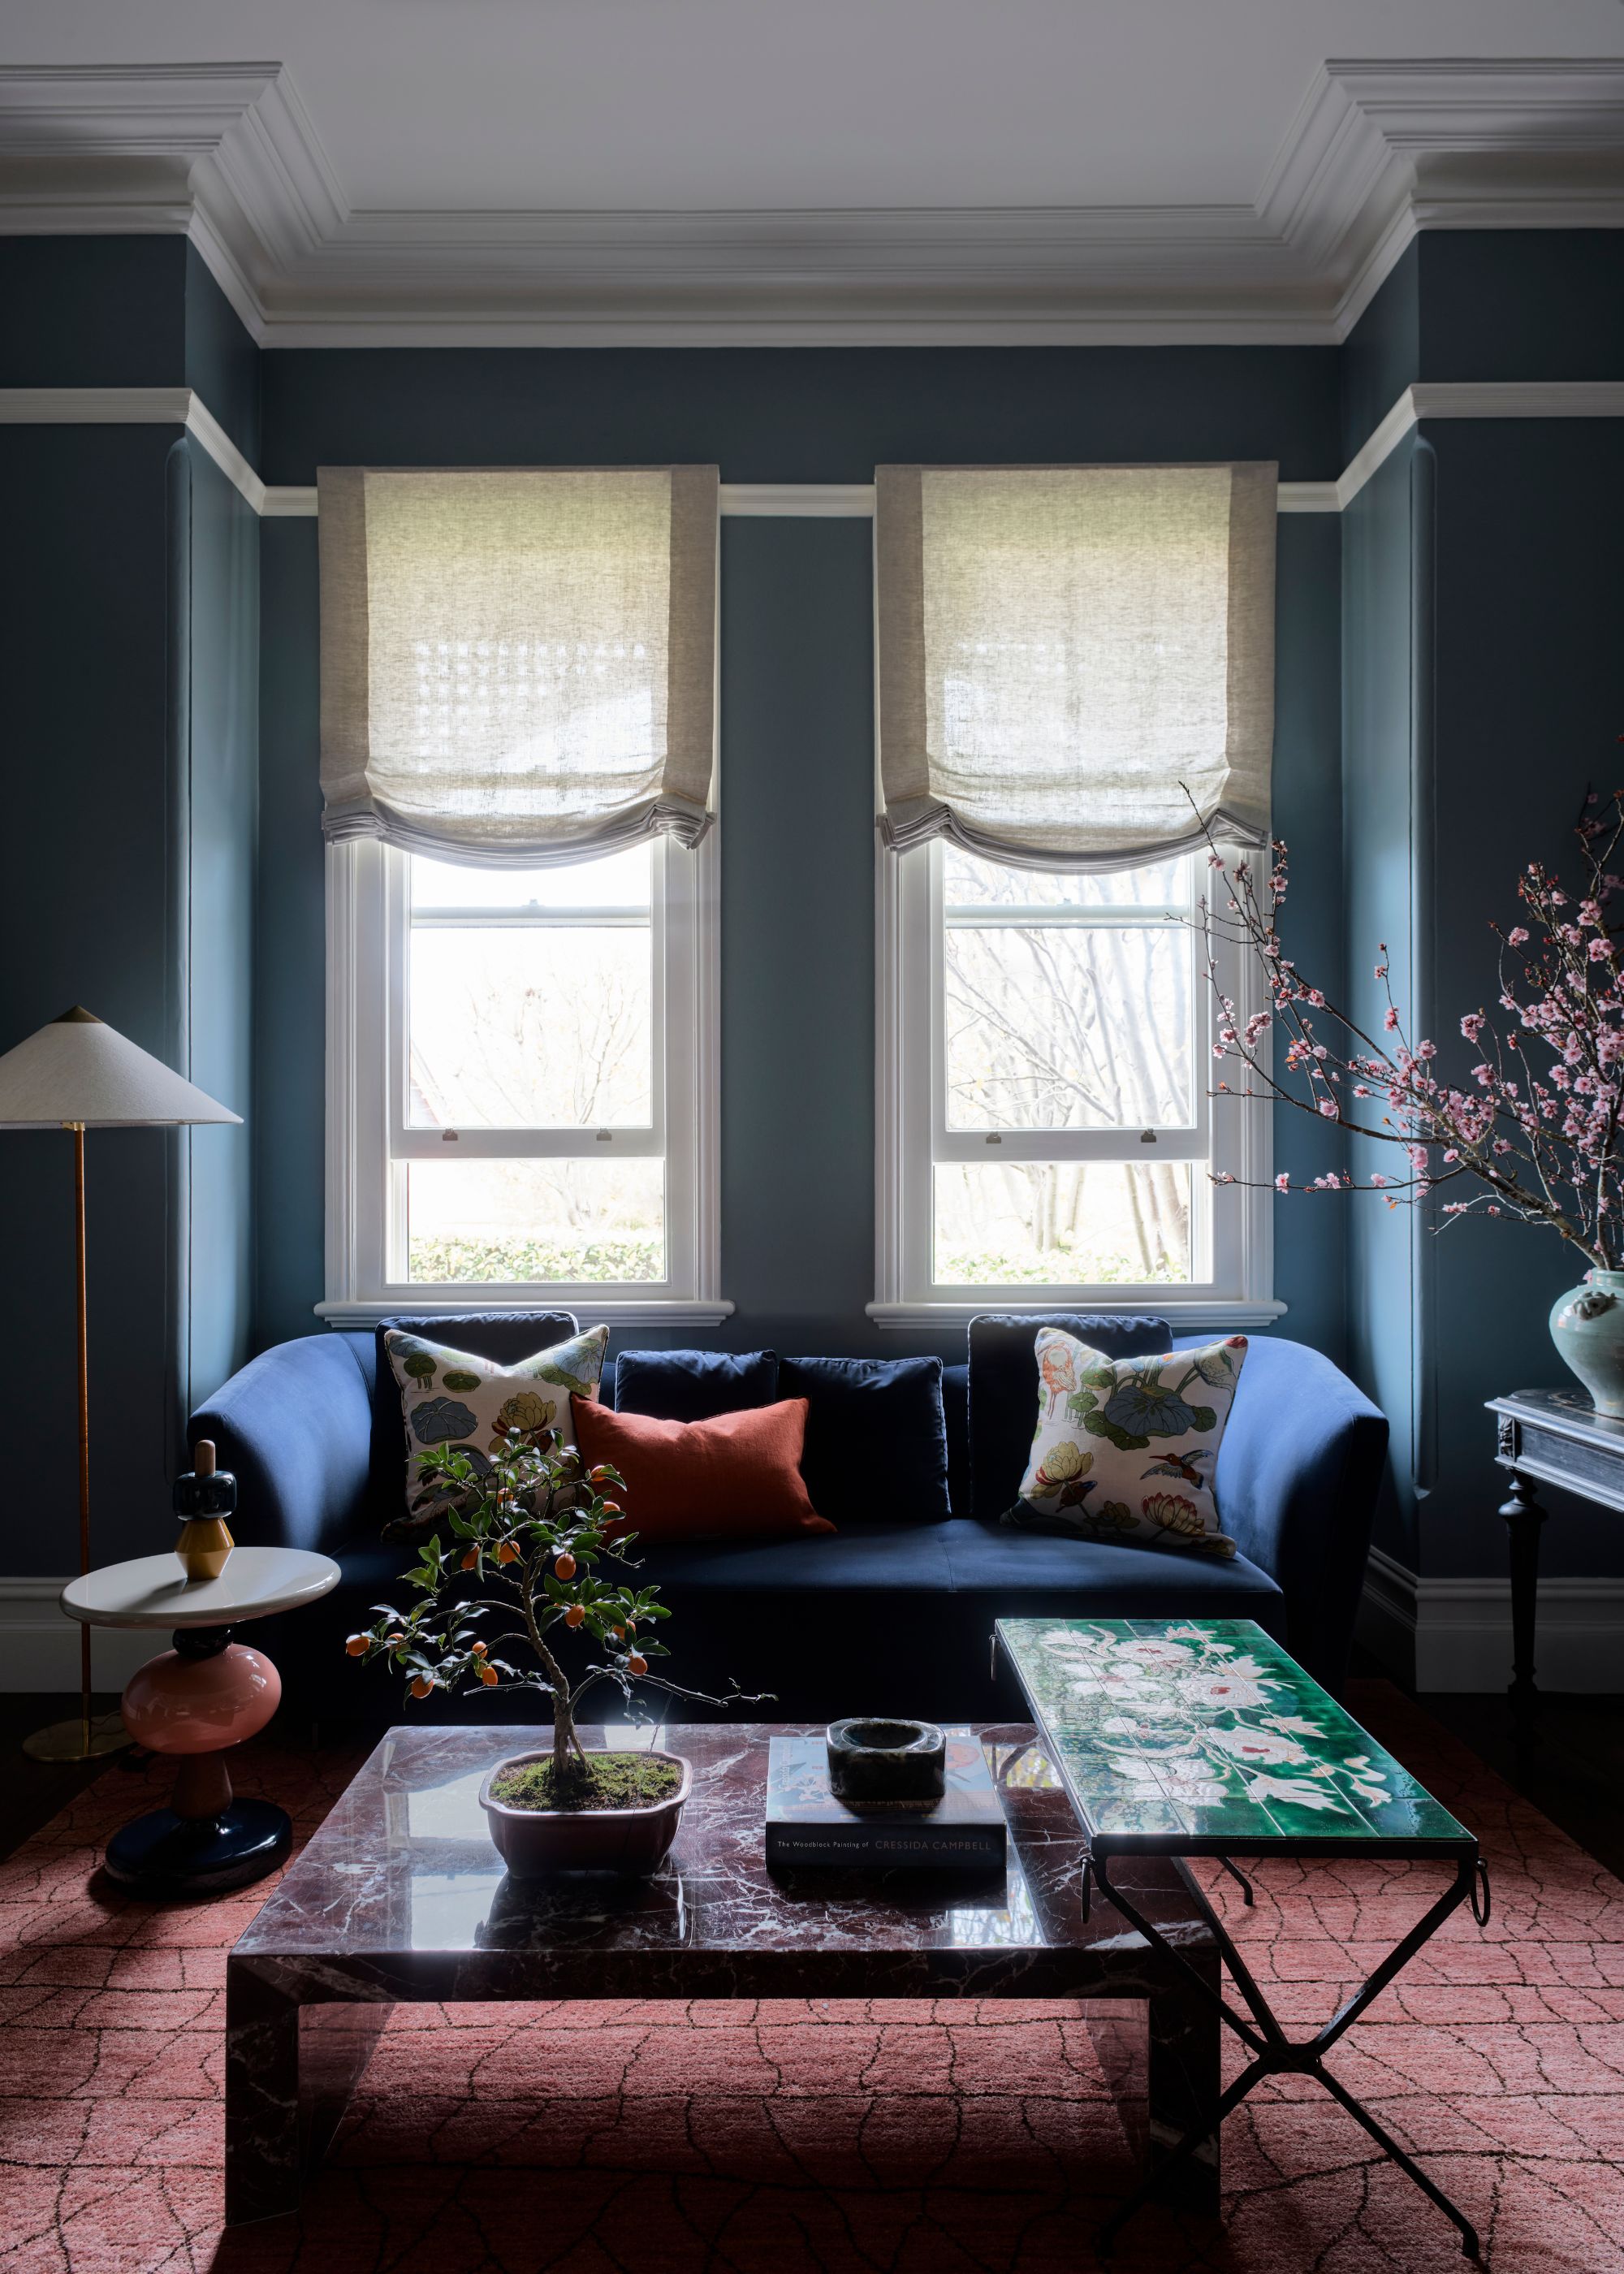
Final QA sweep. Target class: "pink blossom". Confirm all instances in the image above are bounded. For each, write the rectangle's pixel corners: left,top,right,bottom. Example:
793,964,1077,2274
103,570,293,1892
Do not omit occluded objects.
1509,927,1530,945
1274,1173,1290,1195
1369,1173,1391,1187
1317,1099,1338,1118
1461,1012,1484,1042
1384,1008,1400,1031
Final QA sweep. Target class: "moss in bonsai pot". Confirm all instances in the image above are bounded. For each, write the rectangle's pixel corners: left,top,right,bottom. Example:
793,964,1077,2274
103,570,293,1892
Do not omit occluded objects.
489,1753,684,1812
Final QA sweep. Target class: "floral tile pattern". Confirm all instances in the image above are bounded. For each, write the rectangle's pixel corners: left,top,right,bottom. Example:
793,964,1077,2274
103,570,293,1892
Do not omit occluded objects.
996,1618,1471,1848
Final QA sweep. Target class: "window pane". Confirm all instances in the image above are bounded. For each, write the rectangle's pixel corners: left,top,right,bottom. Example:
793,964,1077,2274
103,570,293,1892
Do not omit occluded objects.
408,847,652,1129
944,922,1191,1130
407,1158,663,1283
942,847,1188,910
934,1161,1190,1286
411,845,652,911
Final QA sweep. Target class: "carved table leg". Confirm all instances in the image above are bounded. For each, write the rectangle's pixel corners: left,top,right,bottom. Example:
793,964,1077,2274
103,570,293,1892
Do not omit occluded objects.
1500,1472,1547,1731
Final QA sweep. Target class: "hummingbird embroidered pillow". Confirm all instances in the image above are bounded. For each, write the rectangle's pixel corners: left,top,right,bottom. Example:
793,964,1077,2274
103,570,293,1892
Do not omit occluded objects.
1004,1327,1247,1559
382,1323,609,1540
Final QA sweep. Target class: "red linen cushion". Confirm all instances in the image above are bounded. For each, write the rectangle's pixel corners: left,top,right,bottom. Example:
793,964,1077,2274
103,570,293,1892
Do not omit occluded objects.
570,1396,835,1541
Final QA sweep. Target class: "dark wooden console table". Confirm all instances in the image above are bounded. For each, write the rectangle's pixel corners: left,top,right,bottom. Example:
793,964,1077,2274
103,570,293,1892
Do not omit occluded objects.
1488,1389,1624,1717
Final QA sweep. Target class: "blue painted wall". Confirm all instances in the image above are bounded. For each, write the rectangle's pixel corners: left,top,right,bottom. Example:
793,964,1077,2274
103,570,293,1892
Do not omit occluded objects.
1337,231,1624,1584
0,243,258,1574
253,346,1348,1368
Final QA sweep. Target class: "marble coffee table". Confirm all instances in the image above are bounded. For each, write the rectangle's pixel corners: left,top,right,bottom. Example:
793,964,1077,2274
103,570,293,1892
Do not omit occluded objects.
225,1720,1221,2224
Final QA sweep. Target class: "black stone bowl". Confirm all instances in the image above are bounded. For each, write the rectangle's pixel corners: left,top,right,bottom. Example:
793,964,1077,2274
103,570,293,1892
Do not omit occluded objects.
826,1716,947,1806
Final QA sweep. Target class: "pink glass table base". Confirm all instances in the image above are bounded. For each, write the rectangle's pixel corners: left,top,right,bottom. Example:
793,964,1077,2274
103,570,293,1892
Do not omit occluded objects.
108,1626,288,1897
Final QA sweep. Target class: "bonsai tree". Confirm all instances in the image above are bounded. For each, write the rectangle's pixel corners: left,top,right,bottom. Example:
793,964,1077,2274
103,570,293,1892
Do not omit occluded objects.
346,1419,743,1805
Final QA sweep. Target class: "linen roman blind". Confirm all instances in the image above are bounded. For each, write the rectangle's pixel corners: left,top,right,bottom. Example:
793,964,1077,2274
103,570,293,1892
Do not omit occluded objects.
318,465,719,865
875,462,1276,871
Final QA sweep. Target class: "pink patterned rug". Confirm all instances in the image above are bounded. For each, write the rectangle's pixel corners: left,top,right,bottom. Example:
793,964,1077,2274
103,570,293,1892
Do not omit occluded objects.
2,1683,1622,2272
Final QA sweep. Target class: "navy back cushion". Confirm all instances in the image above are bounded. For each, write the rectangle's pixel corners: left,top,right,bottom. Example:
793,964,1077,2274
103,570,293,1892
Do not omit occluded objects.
614,1348,778,1421
777,1355,950,1523
967,1313,1171,1522
372,1312,580,1521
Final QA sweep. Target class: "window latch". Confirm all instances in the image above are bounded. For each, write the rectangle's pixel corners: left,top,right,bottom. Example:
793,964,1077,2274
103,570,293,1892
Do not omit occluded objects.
596,1129,613,1143
1139,1129,1157,1145
985,1132,1002,1145
442,1129,460,1143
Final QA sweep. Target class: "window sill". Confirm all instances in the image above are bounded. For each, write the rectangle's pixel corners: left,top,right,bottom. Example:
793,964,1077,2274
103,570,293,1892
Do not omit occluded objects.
866,1298,1288,1333
316,1297,736,1330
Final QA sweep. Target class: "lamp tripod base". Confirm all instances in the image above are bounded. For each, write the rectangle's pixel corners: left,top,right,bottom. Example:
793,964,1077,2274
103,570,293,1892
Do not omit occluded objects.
23,1710,132,1763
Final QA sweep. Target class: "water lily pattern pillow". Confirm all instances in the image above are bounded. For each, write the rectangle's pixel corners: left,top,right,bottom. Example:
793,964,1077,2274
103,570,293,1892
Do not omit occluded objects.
382,1324,609,1540
1005,1327,1247,1559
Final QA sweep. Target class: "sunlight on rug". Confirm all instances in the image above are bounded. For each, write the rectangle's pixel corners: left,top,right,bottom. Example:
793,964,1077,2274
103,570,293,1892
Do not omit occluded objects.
2,1684,1622,2272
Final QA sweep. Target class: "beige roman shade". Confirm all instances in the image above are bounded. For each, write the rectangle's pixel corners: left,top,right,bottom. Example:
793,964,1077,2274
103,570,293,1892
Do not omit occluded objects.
319,465,719,865
875,462,1276,871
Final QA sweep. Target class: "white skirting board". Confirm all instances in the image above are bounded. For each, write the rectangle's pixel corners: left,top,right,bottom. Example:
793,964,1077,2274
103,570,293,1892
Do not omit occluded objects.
1,1580,156,1693
1358,1545,1624,1694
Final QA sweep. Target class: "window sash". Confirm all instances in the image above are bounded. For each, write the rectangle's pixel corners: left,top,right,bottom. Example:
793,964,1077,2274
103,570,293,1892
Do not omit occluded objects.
327,833,718,1311
390,846,667,1155
878,839,1268,1308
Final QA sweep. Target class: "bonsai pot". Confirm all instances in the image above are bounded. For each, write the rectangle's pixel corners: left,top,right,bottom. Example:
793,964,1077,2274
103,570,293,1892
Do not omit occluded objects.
477,1749,691,1878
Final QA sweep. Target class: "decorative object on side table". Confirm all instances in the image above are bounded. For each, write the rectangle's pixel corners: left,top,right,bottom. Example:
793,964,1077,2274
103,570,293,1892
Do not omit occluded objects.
174,1439,236,1581
0,1005,241,1764
62,1545,338,1896
1194,786,1624,1412
348,1410,757,1877
995,1615,1488,2261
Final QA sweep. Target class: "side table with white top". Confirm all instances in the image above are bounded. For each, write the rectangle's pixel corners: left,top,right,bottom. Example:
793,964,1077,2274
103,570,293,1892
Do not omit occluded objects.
62,1546,339,1897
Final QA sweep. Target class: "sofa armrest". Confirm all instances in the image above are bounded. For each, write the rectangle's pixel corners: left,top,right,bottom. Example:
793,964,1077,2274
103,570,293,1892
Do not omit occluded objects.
1181,1334,1387,1692
189,1334,374,1559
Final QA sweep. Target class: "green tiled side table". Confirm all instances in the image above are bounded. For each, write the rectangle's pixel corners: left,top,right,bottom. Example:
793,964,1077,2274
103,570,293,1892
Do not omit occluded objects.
994,1616,1488,2260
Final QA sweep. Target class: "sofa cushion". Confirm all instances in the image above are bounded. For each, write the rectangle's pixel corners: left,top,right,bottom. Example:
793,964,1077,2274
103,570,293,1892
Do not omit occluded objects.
967,1313,1172,1521
777,1355,951,1522
382,1321,608,1538
1006,1328,1247,1558
370,1311,578,1529
572,1394,835,1541
938,1518,1282,1614
614,1347,778,1420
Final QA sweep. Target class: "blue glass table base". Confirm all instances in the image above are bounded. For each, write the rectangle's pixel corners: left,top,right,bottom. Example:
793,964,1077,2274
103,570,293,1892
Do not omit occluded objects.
104,1797,291,1899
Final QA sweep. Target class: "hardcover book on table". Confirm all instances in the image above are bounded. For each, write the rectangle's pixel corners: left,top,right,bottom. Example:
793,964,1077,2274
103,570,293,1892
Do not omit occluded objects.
764,1734,1007,1870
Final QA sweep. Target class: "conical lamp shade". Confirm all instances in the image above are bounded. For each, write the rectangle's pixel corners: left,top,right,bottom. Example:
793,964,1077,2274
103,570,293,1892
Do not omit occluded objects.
0,1009,241,1128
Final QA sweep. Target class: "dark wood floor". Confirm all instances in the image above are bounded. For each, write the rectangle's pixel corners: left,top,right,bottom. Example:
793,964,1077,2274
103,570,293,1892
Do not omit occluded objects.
5,1683,1624,1882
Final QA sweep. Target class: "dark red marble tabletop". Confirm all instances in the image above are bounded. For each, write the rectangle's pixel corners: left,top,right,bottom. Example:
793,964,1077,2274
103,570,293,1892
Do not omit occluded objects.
234,1722,1211,1978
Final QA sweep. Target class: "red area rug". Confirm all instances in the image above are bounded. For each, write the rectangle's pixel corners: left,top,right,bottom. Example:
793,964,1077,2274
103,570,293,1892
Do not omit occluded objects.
2,1684,1622,2272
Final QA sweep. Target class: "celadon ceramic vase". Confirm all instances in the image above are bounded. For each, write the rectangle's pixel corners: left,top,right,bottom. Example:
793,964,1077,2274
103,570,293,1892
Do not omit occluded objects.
1549,1269,1624,1417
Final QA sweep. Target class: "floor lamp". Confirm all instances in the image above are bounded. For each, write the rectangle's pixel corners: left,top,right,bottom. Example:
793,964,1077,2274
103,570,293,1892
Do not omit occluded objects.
0,1009,241,1763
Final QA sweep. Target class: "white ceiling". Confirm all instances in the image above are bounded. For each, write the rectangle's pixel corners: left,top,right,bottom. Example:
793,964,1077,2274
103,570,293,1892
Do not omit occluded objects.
2,4,1623,340
4,0,1622,210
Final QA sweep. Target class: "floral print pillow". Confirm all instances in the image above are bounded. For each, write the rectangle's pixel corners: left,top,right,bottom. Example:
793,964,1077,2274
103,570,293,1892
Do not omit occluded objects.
1004,1328,1247,1559
382,1324,609,1541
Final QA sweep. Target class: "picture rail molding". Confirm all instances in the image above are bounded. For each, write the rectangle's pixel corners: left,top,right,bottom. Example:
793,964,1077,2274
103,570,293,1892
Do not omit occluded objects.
5,383,1624,525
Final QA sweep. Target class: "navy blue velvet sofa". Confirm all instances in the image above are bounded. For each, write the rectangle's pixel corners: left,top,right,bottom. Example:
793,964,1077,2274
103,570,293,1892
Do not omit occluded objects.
190,1312,1386,1726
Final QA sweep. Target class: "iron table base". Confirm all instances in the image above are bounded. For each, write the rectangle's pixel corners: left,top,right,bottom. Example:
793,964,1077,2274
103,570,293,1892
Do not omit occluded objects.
1092,1848,1488,2261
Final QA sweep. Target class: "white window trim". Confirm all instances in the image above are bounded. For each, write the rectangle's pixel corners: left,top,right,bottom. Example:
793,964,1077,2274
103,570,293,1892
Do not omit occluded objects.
867,839,1282,1334
319,833,730,1329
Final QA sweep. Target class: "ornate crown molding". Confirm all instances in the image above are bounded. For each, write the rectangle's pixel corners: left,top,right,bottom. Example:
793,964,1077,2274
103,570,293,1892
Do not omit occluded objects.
1,58,1622,345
